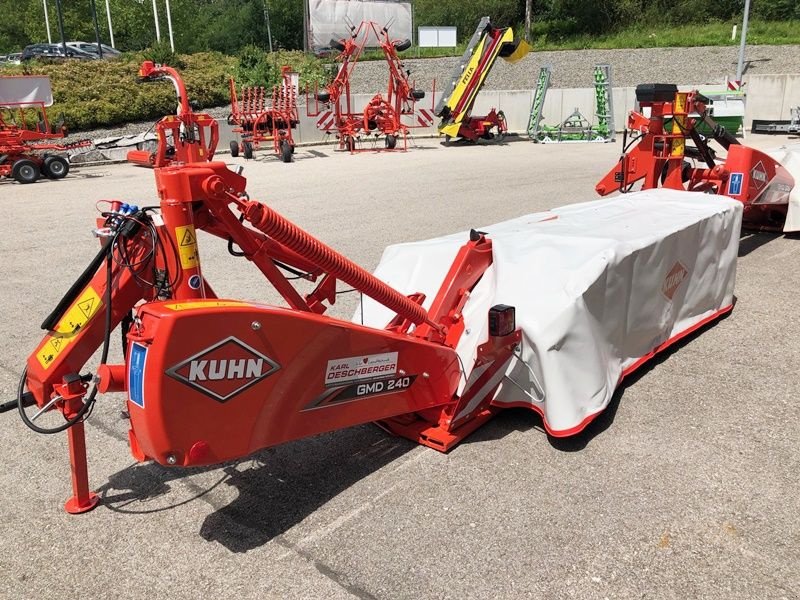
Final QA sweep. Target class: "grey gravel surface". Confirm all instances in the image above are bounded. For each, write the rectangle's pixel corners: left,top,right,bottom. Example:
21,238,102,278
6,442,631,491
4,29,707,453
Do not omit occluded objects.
0,134,798,599
351,44,800,92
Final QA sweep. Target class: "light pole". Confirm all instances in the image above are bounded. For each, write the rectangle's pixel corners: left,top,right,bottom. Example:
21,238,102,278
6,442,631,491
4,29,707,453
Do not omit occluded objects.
152,0,161,42
735,0,751,83
263,0,273,52
43,0,52,44
165,0,175,51
105,0,115,48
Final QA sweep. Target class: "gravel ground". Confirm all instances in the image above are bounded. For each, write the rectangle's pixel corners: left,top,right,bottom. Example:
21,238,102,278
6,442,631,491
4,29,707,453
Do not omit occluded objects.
66,44,800,144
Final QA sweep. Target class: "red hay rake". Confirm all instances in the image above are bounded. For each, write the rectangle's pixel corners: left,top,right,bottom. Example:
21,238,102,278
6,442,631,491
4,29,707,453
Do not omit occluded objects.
228,66,299,163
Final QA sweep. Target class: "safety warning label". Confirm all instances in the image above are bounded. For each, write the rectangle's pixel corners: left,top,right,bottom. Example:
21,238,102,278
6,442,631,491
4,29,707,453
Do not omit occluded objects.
175,224,199,269
36,287,102,369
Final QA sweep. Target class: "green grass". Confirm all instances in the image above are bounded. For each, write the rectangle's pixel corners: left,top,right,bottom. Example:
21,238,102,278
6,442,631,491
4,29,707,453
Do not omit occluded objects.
353,19,800,60
529,19,800,50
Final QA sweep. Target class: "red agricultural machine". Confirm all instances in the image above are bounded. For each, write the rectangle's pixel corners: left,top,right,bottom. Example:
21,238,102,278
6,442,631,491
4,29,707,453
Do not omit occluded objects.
228,66,299,163
127,61,218,168
1,75,90,183
596,84,794,231
308,20,431,152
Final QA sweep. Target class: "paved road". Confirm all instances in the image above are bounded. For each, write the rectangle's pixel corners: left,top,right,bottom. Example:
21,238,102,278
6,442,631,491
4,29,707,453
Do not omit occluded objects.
0,135,798,599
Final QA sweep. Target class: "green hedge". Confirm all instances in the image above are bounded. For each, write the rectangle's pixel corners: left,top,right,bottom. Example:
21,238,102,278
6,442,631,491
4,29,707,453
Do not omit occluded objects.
2,49,325,132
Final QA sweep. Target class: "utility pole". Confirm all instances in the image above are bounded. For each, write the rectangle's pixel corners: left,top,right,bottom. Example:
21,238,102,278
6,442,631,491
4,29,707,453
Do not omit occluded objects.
303,0,309,53
735,0,751,83
43,0,52,44
263,0,273,52
105,0,115,48
525,0,532,42
89,0,104,58
54,0,67,56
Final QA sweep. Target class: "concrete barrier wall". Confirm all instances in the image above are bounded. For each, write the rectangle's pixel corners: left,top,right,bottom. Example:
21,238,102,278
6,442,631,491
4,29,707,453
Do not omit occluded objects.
218,73,800,146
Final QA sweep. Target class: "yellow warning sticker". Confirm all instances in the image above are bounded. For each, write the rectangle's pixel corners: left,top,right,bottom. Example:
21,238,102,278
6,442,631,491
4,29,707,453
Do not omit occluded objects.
36,287,103,369
175,224,199,270
164,300,251,311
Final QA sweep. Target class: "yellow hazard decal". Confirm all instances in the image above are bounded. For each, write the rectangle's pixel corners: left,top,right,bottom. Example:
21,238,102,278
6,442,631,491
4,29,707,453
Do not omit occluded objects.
36,287,103,369
163,300,251,311
175,224,199,269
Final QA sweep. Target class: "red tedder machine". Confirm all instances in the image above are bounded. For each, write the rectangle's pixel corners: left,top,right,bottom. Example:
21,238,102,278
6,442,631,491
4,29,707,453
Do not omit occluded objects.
127,61,218,168
596,84,794,230
228,66,299,163
308,20,430,152
0,75,90,183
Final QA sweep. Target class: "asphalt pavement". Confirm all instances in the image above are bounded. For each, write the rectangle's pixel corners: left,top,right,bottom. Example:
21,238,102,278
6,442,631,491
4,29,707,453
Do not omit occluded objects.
0,134,797,599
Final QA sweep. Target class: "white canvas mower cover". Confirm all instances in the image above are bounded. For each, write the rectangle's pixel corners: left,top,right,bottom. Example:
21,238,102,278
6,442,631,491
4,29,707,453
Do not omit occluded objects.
766,143,800,232
359,189,742,435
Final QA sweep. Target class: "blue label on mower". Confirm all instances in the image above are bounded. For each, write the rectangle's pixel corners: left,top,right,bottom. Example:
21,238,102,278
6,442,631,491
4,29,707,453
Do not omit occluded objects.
128,343,148,408
728,172,743,196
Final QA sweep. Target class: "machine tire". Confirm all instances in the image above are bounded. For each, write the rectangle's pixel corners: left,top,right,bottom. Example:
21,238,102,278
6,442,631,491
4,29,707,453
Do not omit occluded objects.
280,140,293,163
393,39,412,52
11,159,40,184
411,89,425,100
229,140,240,157
346,135,356,152
42,155,69,179
385,134,397,149
243,141,254,159
443,135,452,147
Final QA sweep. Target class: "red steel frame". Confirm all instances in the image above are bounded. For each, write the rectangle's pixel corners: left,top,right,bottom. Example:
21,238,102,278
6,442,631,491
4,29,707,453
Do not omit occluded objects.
0,97,90,182
307,20,431,153
596,89,794,230
21,157,519,513
228,66,299,162
126,61,219,168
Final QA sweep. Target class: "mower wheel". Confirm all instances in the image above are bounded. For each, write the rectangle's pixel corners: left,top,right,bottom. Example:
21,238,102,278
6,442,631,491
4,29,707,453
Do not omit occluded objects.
496,111,507,142
393,39,412,52
229,141,239,157
43,155,70,179
243,141,254,159
411,89,425,100
280,140,293,163
346,136,356,152
12,159,40,184
385,135,397,149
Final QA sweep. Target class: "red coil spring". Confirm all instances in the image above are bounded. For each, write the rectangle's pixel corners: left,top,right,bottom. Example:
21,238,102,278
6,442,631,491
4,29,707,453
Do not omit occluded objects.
244,201,428,326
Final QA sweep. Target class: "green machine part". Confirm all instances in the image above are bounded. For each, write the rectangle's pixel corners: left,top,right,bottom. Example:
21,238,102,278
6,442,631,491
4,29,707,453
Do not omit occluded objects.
527,65,552,140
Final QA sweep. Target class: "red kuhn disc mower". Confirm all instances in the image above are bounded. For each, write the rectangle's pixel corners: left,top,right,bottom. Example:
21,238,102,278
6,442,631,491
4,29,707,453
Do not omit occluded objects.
308,20,430,152
5,82,794,516
126,61,218,168
1,75,91,183
596,84,795,231
228,66,299,163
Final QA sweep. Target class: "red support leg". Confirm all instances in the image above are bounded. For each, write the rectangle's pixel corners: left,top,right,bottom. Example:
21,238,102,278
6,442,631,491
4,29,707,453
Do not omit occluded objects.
64,419,99,514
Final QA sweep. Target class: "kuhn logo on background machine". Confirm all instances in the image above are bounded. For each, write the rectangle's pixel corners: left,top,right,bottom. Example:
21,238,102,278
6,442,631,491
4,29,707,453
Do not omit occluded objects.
167,336,280,402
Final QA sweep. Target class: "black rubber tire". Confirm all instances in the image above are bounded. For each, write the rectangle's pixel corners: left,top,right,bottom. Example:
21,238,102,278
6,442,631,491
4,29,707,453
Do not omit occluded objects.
243,141,254,159
317,90,331,103
393,38,412,52
12,159,40,184
42,155,69,179
495,111,507,142
443,135,452,147
346,136,356,152
229,140,239,157
330,39,346,52
411,89,425,100
385,134,397,149
280,140,293,163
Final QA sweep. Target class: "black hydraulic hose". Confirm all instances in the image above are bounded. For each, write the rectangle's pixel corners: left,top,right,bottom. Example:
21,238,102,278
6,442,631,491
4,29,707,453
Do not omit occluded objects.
41,238,113,331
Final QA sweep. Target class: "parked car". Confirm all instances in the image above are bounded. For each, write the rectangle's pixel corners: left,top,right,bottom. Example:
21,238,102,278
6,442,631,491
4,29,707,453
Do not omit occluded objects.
0,53,22,65
66,41,121,59
21,43,98,61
